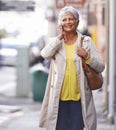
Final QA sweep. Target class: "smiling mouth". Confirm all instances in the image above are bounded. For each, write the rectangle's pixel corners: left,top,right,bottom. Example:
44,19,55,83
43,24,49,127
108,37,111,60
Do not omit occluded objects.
65,26,72,29
65,24,72,27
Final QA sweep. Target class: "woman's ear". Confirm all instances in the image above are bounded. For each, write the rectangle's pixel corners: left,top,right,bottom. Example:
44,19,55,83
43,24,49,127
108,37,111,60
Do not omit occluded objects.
76,20,79,28
77,20,79,25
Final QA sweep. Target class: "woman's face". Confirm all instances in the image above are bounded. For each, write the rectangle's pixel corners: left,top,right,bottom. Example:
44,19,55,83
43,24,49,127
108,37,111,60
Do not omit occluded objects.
60,12,79,33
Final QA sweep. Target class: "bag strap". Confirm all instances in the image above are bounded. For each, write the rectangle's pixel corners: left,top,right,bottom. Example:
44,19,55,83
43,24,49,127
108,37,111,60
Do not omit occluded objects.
80,35,87,70
80,35,85,47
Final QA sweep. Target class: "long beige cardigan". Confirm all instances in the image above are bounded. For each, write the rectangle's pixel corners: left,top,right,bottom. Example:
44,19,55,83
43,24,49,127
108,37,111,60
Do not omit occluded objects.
39,31,105,130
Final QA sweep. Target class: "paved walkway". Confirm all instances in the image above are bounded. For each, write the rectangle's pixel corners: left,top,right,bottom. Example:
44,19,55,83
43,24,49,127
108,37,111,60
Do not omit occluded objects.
93,91,115,130
0,85,116,130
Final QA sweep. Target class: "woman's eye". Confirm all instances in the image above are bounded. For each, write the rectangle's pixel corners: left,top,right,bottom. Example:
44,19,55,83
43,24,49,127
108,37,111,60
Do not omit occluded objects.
62,18,75,22
62,19,66,22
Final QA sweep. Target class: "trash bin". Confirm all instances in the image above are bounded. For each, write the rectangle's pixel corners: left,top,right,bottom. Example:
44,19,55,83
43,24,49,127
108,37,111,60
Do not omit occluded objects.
30,63,48,102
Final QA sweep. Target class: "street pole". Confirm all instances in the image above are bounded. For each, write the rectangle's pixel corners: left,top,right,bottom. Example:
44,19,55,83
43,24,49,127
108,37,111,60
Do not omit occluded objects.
45,0,57,38
108,0,116,124
103,0,109,114
114,0,116,122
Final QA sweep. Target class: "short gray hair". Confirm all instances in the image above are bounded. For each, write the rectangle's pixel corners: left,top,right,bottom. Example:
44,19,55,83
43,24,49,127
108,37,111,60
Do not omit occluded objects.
58,6,79,24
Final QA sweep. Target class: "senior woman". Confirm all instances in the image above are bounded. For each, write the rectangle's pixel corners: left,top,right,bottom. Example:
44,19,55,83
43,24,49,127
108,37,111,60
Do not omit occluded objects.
39,6,105,130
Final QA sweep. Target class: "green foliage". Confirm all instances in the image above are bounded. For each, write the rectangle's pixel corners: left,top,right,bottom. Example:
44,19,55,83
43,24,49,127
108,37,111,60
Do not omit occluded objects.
0,29,7,38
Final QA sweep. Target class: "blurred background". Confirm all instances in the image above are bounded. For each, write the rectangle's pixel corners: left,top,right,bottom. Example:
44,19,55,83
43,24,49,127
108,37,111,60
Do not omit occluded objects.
0,0,116,130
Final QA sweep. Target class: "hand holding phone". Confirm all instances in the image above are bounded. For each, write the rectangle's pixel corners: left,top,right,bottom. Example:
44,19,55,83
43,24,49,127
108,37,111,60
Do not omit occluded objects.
57,24,64,40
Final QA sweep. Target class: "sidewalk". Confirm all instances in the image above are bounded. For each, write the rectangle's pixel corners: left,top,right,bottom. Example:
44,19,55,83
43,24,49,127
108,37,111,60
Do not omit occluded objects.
0,84,116,130
93,90,116,130
0,84,42,130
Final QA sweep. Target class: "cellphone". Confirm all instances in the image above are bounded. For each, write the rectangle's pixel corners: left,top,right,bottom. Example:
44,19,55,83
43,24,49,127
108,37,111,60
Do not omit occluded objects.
58,24,63,32
61,25,64,32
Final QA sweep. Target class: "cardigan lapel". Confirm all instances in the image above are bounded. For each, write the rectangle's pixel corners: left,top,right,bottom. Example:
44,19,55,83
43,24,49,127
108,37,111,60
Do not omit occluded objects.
58,40,66,60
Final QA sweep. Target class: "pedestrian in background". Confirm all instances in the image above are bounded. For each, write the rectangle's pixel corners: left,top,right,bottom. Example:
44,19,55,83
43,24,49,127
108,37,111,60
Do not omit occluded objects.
39,6,105,130
82,28,91,37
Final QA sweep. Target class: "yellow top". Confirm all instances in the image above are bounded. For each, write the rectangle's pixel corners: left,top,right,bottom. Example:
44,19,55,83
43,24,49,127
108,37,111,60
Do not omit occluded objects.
60,42,81,101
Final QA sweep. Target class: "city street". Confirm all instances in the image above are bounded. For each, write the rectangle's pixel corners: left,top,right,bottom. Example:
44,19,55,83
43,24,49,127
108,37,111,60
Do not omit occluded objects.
0,66,41,129
0,66,16,86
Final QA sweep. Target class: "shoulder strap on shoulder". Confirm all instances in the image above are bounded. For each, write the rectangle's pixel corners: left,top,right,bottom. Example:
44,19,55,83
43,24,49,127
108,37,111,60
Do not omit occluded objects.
80,35,85,47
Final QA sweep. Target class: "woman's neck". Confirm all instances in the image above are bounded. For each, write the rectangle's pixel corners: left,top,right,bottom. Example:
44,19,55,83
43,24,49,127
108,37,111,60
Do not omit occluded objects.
64,32,78,45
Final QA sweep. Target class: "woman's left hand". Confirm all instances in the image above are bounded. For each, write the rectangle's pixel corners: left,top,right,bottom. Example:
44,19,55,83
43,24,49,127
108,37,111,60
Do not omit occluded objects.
77,47,88,60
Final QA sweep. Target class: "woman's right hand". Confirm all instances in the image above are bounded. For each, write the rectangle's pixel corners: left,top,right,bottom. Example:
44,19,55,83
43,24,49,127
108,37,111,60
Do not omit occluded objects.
57,24,65,40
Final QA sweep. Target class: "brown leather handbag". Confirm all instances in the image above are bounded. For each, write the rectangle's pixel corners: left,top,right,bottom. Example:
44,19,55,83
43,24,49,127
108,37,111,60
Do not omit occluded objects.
80,36,103,90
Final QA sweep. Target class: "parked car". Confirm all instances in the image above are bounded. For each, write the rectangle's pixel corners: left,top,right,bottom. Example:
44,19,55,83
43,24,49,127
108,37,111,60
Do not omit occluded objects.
0,37,38,66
